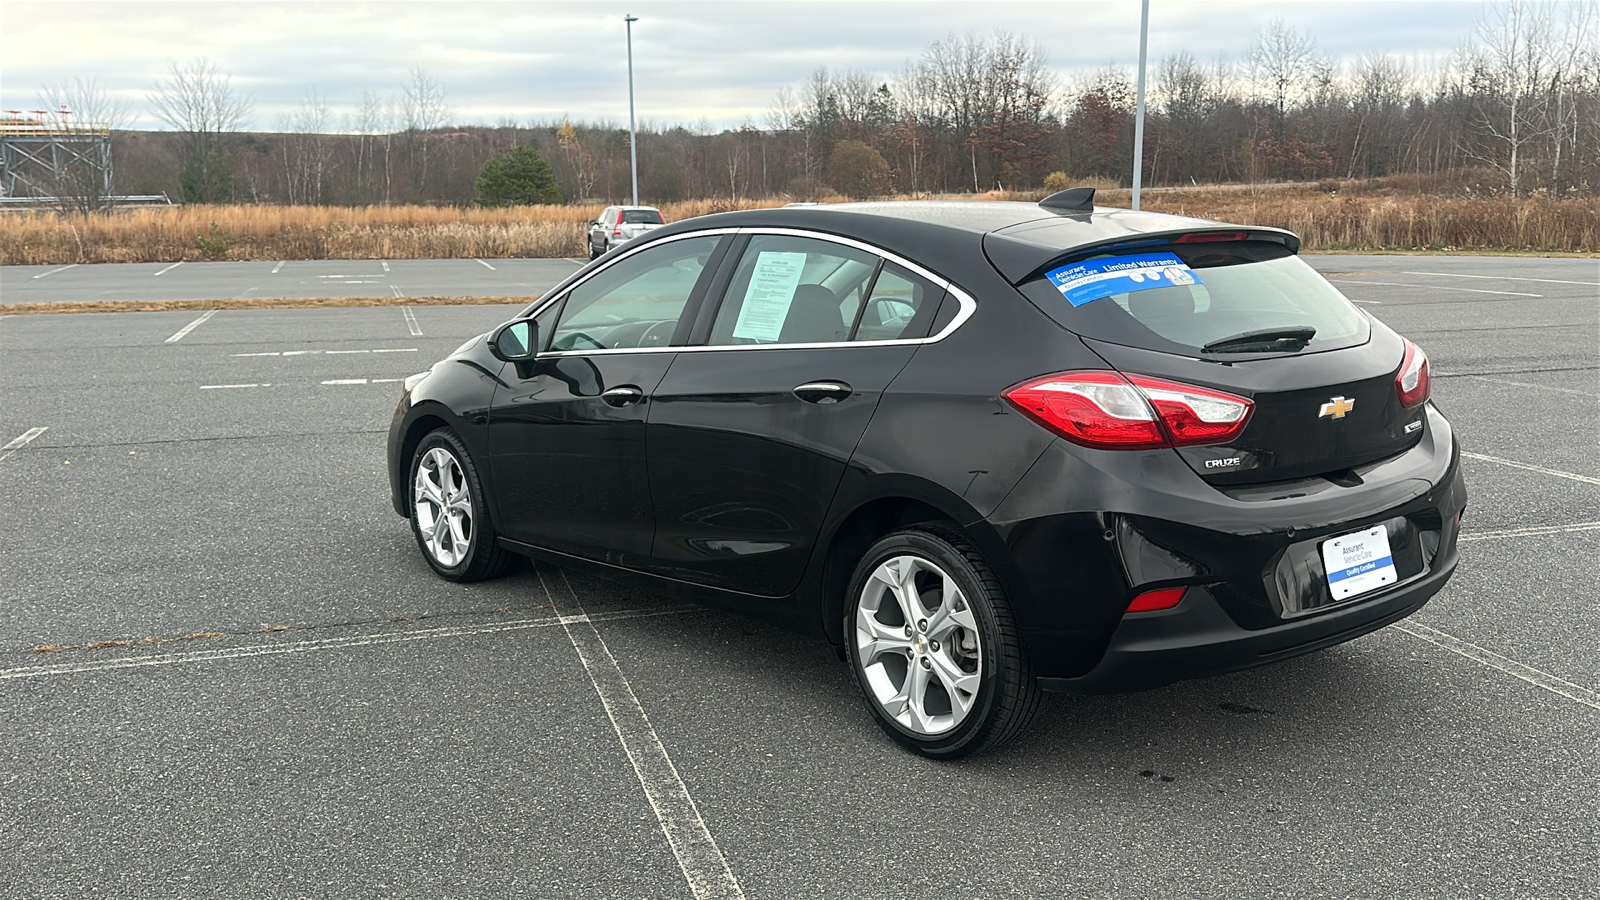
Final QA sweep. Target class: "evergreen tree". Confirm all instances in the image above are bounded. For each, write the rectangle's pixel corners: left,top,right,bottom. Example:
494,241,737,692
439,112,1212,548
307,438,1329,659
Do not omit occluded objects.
475,144,564,206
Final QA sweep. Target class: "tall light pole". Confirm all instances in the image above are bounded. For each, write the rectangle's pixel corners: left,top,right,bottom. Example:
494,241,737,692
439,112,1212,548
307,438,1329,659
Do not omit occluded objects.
1131,0,1150,210
625,14,640,206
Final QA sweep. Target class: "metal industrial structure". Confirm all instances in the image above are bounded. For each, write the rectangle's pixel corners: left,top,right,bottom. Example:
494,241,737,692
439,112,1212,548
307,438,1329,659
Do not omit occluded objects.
0,110,170,209
0,110,112,200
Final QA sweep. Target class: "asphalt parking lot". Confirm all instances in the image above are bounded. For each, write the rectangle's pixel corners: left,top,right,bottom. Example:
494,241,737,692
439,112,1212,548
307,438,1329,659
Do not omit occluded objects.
1,256,1595,899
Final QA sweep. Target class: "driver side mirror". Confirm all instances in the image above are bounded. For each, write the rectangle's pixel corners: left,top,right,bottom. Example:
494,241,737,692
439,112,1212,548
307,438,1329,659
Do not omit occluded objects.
488,318,539,363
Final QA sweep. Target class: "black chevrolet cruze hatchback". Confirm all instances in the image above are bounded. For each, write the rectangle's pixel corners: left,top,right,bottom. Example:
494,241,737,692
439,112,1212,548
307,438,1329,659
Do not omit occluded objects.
387,190,1466,758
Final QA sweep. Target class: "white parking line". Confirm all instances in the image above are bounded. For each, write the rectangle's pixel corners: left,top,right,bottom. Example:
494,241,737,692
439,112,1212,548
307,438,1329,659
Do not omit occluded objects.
1394,621,1600,711
540,569,746,900
0,427,48,464
381,260,391,272
1461,451,1600,486
31,264,76,279
199,383,270,389
390,285,404,299
154,261,184,277
1459,521,1600,542
403,307,422,335
321,378,368,385
1333,279,1542,298
271,261,285,274
164,309,217,343
0,607,692,682
473,258,497,271
1467,374,1600,397
1403,271,1599,287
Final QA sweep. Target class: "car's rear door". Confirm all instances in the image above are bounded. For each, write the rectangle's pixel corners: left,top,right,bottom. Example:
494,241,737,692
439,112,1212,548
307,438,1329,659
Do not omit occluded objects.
488,233,729,564
642,231,950,598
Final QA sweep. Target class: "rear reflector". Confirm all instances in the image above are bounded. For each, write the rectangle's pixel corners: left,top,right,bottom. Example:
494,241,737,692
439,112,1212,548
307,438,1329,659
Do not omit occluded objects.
1003,370,1252,450
1175,231,1248,243
1395,338,1431,409
1127,587,1186,613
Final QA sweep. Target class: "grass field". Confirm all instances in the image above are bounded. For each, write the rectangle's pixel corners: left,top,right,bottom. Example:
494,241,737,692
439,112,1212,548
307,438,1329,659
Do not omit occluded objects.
1,188,1594,266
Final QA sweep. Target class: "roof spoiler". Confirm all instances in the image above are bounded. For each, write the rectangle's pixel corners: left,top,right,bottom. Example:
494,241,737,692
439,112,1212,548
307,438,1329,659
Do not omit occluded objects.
1038,187,1095,213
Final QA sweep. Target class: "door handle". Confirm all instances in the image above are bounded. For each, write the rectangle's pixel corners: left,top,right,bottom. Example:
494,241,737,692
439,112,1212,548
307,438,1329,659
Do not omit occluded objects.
792,381,853,404
600,385,645,407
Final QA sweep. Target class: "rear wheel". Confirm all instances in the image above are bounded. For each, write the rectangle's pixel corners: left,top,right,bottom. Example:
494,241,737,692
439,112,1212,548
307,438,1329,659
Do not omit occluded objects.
588,236,602,260
844,524,1041,759
409,428,514,582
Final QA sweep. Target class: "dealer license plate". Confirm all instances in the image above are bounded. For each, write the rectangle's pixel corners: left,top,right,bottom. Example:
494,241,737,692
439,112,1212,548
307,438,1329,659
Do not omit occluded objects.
1321,525,1398,601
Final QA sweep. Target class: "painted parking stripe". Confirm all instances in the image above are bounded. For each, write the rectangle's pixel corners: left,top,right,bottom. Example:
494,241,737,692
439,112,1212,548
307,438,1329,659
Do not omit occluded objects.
231,348,417,357
271,261,285,274
1394,621,1600,711
381,260,390,272
1458,521,1600,542
0,607,694,682
154,261,184,276
1466,374,1600,397
1403,271,1599,287
1461,451,1600,486
403,306,422,335
1332,279,1542,298
322,378,368,385
164,309,217,343
540,568,746,900
0,427,48,464
200,383,270,389
31,264,76,279
474,258,497,270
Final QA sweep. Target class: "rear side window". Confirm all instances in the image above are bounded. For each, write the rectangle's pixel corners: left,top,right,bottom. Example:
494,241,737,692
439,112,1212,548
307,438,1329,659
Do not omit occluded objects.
707,234,879,346
853,262,943,342
621,209,663,225
1017,242,1368,356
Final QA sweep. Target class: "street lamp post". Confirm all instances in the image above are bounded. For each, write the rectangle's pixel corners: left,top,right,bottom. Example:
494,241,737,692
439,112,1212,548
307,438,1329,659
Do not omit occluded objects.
1131,0,1150,210
625,14,640,206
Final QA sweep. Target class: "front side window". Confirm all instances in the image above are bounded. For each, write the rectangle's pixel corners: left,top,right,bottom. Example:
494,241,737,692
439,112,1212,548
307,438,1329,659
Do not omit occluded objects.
708,234,881,346
548,235,721,351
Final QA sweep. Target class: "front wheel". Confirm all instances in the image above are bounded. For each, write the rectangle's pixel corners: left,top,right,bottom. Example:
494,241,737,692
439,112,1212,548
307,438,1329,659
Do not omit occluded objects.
845,525,1041,759
409,428,514,581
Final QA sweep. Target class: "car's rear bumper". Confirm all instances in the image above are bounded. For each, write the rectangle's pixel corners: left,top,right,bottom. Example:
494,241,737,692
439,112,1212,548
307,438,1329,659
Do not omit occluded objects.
1037,533,1456,693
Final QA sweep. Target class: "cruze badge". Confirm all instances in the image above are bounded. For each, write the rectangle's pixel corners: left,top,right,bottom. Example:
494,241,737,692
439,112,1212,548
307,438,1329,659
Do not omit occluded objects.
1319,396,1355,419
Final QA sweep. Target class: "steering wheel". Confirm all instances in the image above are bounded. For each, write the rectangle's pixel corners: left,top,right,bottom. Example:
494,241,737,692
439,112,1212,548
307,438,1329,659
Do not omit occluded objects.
637,320,675,347
561,332,606,351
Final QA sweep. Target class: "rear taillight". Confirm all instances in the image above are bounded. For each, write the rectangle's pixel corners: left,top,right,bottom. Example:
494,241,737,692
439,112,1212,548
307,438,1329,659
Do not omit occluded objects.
1003,370,1252,450
614,212,624,236
1395,339,1430,409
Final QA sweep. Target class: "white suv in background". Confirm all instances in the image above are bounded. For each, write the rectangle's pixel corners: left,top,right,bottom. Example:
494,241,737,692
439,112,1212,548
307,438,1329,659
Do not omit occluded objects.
588,205,666,259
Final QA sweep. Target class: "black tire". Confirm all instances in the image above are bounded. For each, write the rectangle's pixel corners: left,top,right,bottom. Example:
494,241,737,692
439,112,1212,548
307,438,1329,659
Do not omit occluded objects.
407,427,515,582
844,524,1042,759
588,237,602,260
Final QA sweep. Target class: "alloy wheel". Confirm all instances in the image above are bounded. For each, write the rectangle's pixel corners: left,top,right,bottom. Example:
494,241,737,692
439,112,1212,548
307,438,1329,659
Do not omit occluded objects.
854,555,983,736
413,446,474,568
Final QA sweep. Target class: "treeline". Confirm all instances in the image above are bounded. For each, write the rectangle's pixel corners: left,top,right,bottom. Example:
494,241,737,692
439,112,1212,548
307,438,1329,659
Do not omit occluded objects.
48,2,1600,208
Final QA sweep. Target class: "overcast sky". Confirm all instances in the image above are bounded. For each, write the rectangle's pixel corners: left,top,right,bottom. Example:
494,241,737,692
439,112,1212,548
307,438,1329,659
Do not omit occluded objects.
4,0,1500,132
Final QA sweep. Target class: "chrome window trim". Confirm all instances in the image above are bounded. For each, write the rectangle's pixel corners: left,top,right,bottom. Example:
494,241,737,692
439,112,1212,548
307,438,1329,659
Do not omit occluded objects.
529,225,977,360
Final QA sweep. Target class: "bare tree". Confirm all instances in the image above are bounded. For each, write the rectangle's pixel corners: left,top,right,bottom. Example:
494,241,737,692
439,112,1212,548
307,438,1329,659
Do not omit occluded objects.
1458,0,1562,195
35,77,131,213
281,89,333,204
1248,19,1321,123
400,66,451,196
148,58,252,202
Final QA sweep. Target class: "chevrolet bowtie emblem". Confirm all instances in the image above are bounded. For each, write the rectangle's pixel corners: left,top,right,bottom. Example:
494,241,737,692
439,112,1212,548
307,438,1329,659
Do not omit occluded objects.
1319,396,1355,419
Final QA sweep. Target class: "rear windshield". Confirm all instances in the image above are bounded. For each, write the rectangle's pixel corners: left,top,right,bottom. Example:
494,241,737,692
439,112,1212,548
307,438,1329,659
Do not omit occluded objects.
1017,242,1368,356
621,209,664,225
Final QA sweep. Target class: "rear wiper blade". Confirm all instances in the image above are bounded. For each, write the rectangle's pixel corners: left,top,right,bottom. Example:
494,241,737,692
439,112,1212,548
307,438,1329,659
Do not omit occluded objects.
1202,326,1317,353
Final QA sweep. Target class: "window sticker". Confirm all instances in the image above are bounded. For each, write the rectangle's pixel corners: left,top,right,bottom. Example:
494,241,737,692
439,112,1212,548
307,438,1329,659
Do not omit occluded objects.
731,251,807,341
1045,253,1203,308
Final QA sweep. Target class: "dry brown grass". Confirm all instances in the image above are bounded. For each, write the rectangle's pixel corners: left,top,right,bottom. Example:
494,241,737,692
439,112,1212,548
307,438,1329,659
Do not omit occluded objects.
1,188,1593,266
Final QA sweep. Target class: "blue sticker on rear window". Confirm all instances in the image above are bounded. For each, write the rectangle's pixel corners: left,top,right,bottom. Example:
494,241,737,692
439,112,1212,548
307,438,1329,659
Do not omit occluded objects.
1046,253,1203,307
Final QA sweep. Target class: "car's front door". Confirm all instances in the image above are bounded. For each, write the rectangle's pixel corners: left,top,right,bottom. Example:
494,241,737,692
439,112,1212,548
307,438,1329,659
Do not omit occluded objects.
643,233,950,598
488,233,728,565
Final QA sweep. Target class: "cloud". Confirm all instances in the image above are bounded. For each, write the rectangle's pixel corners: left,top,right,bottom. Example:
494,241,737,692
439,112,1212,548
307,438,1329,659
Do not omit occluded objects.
1,0,1482,131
